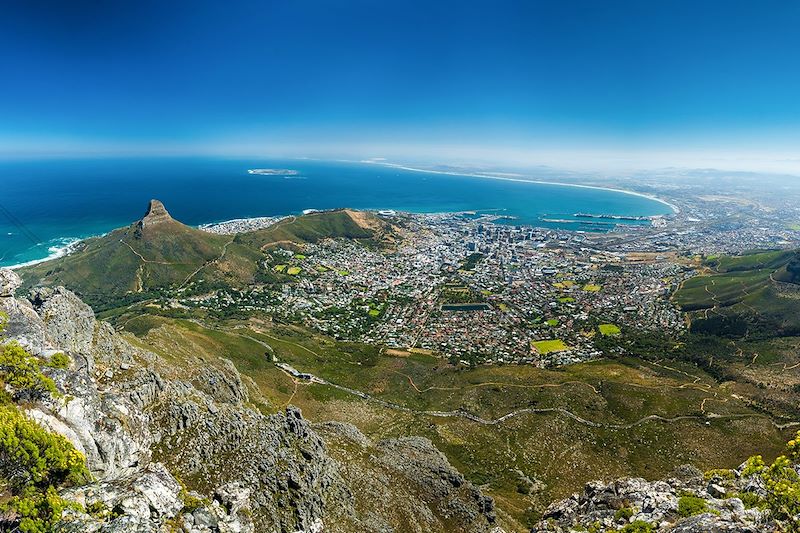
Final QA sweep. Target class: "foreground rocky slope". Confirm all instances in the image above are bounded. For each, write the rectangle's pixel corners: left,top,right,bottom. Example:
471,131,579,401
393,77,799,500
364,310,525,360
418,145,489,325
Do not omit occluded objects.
532,459,799,532
0,268,499,532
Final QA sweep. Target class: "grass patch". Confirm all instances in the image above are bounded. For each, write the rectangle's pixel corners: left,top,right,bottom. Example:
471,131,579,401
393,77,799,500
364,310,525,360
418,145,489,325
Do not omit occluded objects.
531,339,569,354
286,267,302,275
582,284,602,292
598,323,621,336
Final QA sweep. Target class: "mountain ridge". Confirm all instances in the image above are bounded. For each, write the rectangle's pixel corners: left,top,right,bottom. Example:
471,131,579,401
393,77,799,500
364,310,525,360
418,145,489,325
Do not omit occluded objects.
16,201,394,310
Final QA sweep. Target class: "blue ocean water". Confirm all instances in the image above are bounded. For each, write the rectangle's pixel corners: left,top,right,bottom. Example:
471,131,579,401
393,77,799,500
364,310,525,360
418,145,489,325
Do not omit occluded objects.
0,157,672,267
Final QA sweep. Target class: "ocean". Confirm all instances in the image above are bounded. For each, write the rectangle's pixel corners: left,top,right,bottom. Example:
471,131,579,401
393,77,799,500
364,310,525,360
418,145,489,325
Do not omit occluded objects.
0,157,672,267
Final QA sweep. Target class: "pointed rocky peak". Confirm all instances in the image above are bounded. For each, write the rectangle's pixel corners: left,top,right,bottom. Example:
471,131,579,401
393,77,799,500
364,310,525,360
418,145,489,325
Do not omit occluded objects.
140,199,173,227
134,200,180,238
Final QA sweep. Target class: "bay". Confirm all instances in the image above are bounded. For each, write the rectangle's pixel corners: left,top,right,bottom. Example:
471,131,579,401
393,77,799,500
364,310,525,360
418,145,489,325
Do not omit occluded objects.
0,157,672,267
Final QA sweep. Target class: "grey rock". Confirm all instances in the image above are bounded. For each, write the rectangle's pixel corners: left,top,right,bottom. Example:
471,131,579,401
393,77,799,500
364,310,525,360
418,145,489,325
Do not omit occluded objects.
314,420,373,448
214,483,251,515
193,508,219,529
29,286,96,355
533,472,776,532
708,483,727,498
669,513,764,532
0,268,21,296
671,464,704,483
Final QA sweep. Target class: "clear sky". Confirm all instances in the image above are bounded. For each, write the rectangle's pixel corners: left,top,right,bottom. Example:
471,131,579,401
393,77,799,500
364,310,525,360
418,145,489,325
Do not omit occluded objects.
2,0,800,171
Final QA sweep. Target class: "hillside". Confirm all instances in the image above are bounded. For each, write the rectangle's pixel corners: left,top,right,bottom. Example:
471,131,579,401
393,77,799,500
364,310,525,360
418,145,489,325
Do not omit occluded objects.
674,249,800,337
17,203,391,311
17,200,238,307
236,208,396,251
116,312,794,530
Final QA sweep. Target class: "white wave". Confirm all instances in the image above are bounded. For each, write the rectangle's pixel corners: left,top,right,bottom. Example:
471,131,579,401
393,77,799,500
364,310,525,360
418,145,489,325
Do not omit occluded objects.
8,237,84,269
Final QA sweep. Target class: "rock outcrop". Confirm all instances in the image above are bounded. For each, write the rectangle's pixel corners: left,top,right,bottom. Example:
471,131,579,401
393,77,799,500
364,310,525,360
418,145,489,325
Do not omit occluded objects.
139,199,174,228
532,465,776,532
317,424,499,532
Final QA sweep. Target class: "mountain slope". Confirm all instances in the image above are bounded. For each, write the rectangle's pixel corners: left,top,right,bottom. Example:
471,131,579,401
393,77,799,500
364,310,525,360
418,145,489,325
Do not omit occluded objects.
674,249,800,337
18,200,235,307
236,209,395,250
17,203,393,311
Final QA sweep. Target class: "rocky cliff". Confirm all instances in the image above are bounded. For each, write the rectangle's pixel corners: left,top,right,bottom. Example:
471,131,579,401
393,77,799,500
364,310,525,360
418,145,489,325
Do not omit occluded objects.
0,268,500,533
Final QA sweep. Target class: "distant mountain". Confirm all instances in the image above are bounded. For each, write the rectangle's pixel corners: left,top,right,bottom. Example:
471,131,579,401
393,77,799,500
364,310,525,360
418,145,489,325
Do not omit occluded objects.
18,201,392,310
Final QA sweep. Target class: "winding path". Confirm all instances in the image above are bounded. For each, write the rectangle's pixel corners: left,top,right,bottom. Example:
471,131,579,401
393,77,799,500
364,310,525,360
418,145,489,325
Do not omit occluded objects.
276,364,800,431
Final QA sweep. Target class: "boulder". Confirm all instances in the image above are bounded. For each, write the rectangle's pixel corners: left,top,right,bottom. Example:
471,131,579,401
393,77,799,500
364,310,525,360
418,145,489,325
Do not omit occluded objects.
0,268,21,296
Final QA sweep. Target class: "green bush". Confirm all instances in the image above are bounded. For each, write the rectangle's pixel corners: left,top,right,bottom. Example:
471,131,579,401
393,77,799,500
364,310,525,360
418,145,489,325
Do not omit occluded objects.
0,405,89,490
678,495,708,517
732,491,766,510
86,500,108,516
704,468,735,481
180,490,208,513
0,341,58,400
587,521,602,533
0,405,90,532
46,352,70,370
13,485,82,533
620,520,655,532
615,506,634,521
739,431,800,527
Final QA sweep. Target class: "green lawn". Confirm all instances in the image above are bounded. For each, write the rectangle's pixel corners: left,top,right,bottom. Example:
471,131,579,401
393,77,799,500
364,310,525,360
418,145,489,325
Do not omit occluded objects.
546,319,559,327
598,323,621,336
287,266,302,275
582,284,602,292
531,339,569,353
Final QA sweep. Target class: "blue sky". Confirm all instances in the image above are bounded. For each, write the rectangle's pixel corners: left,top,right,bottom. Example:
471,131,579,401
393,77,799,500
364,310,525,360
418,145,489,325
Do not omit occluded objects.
2,0,800,170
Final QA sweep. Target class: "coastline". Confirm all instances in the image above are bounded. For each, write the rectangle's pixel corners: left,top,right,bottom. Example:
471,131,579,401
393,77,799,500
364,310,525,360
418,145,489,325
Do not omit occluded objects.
8,237,84,270
358,159,681,214
4,160,677,269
